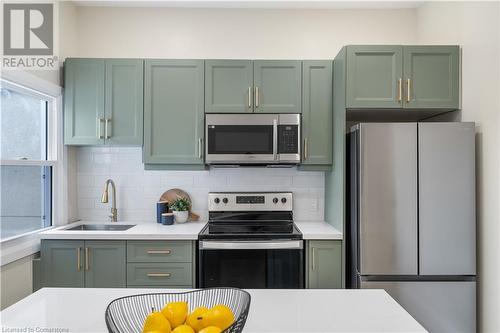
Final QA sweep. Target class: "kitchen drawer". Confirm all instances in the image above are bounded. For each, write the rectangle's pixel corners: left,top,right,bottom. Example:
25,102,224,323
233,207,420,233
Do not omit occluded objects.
127,263,193,286
127,241,192,263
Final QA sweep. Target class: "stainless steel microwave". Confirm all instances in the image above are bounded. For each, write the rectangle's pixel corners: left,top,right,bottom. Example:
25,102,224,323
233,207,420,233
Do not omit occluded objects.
205,114,301,165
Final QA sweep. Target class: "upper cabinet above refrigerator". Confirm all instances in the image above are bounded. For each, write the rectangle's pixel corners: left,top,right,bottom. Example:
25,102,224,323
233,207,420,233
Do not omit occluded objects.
345,45,460,112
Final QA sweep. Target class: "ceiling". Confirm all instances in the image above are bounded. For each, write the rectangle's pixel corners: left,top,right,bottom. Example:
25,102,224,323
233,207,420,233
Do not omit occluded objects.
71,0,423,9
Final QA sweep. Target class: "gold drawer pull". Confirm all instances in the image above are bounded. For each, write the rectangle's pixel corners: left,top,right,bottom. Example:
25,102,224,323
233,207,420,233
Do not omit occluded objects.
147,272,171,278
147,249,171,255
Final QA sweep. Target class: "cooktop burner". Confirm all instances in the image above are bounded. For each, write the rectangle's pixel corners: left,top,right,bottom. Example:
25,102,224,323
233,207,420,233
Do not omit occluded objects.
200,192,302,241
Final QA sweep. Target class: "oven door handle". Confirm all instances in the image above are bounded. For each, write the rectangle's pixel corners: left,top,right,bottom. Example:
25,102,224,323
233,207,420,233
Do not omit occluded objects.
199,240,303,250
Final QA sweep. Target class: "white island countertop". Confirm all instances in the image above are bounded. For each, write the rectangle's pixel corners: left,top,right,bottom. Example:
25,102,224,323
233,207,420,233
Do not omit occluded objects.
40,221,207,240
295,221,343,240
0,288,426,333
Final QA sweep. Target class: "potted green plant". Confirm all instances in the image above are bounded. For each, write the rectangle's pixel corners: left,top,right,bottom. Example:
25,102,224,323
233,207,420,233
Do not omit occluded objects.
169,197,190,223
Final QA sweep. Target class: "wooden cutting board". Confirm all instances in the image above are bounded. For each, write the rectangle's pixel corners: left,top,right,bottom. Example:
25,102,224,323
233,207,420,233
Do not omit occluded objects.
159,188,200,221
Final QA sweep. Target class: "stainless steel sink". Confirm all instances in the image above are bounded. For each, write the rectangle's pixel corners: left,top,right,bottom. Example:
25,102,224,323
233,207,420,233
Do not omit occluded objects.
65,224,136,231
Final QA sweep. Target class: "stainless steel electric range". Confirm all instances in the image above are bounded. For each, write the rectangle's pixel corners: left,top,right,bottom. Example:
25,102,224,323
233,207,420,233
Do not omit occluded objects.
198,192,304,289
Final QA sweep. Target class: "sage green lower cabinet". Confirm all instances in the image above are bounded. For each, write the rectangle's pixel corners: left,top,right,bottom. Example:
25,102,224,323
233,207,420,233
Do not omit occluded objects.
302,61,333,166
41,240,85,287
307,240,342,289
143,60,205,165
126,240,195,288
253,60,302,113
84,241,126,288
403,46,459,109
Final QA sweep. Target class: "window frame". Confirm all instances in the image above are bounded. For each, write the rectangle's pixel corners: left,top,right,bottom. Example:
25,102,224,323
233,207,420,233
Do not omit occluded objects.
1,76,64,264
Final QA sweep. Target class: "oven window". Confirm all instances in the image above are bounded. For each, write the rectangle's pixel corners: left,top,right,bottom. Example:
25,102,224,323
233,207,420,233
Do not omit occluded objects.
207,125,273,154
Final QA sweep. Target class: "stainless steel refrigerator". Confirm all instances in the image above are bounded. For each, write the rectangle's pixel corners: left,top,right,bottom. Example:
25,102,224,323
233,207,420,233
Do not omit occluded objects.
347,123,476,332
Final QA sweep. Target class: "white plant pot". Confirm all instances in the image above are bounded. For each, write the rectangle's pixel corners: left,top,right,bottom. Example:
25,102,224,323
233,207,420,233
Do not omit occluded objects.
173,210,189,224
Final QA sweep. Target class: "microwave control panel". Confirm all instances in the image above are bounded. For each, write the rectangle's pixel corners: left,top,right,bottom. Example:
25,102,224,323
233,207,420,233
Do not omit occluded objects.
278,125,299,154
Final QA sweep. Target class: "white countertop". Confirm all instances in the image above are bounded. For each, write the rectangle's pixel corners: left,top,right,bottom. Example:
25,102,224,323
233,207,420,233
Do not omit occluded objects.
40,221,342,240
0,288,426,333
40,221,207,240
295,221,343,240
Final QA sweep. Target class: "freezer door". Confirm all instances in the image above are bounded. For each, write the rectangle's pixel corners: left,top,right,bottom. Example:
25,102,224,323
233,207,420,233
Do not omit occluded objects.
358,123,418,275
418,123,476,275
361,280,476,333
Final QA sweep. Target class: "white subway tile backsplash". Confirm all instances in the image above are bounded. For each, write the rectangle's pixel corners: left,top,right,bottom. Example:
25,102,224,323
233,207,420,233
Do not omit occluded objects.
75,147,325,222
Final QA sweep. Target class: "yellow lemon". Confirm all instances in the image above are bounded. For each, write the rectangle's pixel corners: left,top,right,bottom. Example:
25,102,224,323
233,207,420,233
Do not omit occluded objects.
161,301,188,329
185,306,210,332
198,305,234,331
143,311,172,333
172,325,195,333
198,327,222,333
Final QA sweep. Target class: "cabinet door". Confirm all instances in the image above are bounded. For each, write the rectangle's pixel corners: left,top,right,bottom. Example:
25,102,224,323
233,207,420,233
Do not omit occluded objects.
403,46,459,109
302,61,333,165
346,46,403,109
41,240,84,287
104,59,144,146
143,60,205,164
205,60,253,113
84,241,126,288
308,240,342,289
253,60,301,113
64,58,105,145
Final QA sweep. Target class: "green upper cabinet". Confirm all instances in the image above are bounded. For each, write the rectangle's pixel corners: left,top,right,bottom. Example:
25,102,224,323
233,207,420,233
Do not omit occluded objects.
253,60,302,113
84,240,126,288
64,58,105,145
403,46,459,109
64,58,144,146
104,59,144,145
205,60,253,113
345,45,460,110
143,60,204,165
346,45,403,109
302,61,333,166
307,240,342,289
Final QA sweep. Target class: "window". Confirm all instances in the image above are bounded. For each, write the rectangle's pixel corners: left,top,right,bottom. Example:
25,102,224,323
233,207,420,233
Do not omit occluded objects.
1,81,57,241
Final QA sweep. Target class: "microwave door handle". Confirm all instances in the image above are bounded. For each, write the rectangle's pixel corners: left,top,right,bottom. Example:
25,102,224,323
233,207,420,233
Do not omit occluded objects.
273,119,278,161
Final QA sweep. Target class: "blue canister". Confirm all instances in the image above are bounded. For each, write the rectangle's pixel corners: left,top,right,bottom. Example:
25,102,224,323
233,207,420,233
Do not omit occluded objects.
156,201,168,223
161,213,174,225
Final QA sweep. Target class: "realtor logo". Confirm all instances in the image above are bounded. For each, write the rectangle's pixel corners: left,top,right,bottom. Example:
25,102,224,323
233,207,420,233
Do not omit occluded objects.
3,3,53,55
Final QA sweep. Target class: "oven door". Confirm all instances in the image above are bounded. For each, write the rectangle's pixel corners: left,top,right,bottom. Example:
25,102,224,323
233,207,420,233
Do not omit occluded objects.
205,114,278,164
198,240,304,289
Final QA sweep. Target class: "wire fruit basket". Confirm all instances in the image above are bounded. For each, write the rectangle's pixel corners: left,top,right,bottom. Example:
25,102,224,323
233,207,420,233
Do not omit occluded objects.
105,288,251,333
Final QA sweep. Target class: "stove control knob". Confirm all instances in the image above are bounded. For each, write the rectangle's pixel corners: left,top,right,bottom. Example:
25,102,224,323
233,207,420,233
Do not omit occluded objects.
273,197,279,204
222,198,229,204
214,198,220,204
281,197,287,204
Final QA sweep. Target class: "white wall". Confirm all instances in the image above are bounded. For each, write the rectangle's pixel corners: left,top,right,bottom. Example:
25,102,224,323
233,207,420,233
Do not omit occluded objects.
417,2,500,332
70,7,417,58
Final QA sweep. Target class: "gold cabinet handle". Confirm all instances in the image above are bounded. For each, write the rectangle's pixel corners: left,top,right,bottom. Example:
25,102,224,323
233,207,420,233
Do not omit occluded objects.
85,247,89,271
147,272,171,278
198,138,203,159
105,118,111,139
77,247,81,271
146,249,171,255
254,86,260,108
311,247,316,271
397,78,403,103
406,78,411,103
247,87,252,109
303,138,307,160
97,118,104,139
